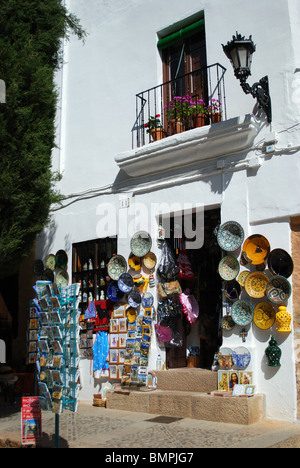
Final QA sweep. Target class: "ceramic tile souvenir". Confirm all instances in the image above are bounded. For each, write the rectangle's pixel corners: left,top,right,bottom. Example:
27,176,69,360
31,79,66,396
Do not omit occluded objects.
268,249,294,278
232,347,251,369
218,348,233,369
130,231,152,257
244,272,269,298
231,300,254,326
107,255,127,280
218,255,240,280
217,221,244,252
266,275,292,304
242,234,270,265
253,302,276,329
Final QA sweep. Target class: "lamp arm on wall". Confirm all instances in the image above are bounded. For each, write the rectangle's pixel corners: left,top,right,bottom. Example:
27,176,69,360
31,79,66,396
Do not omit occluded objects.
239,75,272,123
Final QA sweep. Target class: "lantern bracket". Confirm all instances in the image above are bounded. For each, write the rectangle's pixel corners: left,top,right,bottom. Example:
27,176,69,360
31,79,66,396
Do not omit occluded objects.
239,75,272,123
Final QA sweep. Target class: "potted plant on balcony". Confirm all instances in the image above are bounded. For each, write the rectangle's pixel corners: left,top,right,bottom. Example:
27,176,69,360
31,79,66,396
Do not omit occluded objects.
144,114,166,141
164,95,194,134
207,99,222,124
190,99,208,128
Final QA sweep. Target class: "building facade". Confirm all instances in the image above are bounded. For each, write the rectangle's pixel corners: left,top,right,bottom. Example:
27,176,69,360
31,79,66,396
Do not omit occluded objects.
34,0,300,421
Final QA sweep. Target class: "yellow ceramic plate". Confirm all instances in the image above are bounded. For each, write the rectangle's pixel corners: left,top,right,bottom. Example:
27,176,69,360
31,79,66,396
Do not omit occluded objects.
244,272,269,298
242,234,270,265
254,302,276,330
238,271,249,287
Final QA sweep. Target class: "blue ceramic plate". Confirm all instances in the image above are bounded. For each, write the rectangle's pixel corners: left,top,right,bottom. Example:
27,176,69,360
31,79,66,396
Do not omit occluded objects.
142,291,154,308
217,221,244,252
118,273,134,293
266,275,292,304
107,282,124,302
128,289,142,308
232,347,251,369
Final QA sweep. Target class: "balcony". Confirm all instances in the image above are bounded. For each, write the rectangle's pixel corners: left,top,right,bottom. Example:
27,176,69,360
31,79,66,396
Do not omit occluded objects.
132,63,227,149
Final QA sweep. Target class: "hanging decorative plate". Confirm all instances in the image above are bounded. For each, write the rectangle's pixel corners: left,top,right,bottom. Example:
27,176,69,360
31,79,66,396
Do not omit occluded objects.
45,254,56,271
224,280,241,301
118,273,134,293
107,282,124,302
142,291,154,308
266,275,292,304
231,300,254,326
128,289,142,308
218,348,234,369
218,255,240,280
55,250,68,269
238,271,249,287
128,254,142,271
217,221,244,252
107,255,127,281
254,302,276,329
42,268,54,283
242,234,270,265
55,270,69,287
244,271,269,298
268,249,294,278
130,231,152,257
143,252,157,270
221,315,236,331
232,347,251,369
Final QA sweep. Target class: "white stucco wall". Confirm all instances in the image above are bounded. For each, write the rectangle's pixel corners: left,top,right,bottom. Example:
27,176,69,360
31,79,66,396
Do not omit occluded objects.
36,0,300,421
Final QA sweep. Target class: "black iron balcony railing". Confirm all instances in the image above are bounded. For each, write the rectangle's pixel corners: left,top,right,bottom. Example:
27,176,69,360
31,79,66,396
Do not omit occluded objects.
133,63,227,149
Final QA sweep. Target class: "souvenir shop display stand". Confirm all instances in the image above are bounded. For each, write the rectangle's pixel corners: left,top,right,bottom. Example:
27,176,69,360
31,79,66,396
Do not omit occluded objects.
28,280,81,448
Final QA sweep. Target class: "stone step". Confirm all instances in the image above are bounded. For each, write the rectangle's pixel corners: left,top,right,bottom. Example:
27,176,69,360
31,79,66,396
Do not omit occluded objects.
106,388,265,425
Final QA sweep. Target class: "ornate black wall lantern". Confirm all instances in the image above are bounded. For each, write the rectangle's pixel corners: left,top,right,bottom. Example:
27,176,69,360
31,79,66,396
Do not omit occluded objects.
222,32,272,123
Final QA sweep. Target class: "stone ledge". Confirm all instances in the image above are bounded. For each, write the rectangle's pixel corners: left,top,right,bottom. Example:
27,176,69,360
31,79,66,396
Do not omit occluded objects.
155,368,218,393
106,389,265,425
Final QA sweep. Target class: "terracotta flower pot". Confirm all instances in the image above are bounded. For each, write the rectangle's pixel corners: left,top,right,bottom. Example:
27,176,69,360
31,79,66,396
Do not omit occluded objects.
210,112,222,124
170,119,185,134
192,113,206,128
150,128,166,141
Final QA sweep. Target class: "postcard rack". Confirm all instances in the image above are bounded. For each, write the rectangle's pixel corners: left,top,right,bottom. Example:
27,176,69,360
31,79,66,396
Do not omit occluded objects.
32,281,81,414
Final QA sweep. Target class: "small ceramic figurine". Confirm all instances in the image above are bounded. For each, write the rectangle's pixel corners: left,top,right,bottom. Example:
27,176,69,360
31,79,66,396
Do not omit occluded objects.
265,336,281,367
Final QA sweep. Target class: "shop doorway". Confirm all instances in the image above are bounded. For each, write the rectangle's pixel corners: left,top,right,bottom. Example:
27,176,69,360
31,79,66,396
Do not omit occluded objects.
163,207,222,369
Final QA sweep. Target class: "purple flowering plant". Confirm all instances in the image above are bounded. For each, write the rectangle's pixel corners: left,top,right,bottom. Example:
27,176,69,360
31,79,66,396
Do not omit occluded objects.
207,99,222,114
164,94,199,121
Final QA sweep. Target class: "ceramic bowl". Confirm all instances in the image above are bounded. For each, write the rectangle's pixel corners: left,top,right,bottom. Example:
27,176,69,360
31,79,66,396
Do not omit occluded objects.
242,234,270,265
217,221,244,252
130,231,152,257
45,254,56,271
218,255,240,280
107,282,124,302
244,271,269,298
128,254,142,271
107,255,127,281
55,250,68,269
231,300,254,327
128,289,142,308
118,273,134,293
238,271,249,287
232,347,251,369
268,249,294,278
221,315,235,331
143,252,157,270
266,275,292,304
253,302,276,329
224,280,241,301
142,291,154,308
55,270,69,287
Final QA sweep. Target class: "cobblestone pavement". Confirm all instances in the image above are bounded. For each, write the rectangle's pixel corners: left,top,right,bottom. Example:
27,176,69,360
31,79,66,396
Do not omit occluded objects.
1,400,300,449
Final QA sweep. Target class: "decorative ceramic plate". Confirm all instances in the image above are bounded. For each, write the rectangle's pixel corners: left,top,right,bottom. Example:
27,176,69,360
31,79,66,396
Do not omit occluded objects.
33,259,44,276
218,255,240,280
221,315,235,331
45,254,56,271
55,270,69,287
238,271,249,287
232,347,251,369
143,252,157,270
266,275,292,304
128,254,141,271
231,300,254,326
242,234,270,265
128,289,142,308
217,221,244,252
107,282,124,302
107,255,127,280
118,273,134,293
142,291,154,308
244,272,269,298
254,302,276,329
268,249,294,278
55,250,68,269
130,231,152,257
224,280,241,301
218,348,234,369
